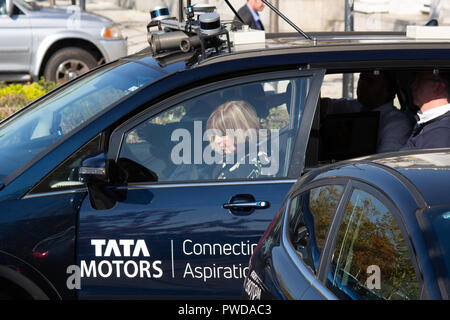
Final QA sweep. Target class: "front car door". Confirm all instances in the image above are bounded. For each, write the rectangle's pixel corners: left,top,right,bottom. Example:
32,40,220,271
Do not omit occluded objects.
75,69,324,298
0,0,32,77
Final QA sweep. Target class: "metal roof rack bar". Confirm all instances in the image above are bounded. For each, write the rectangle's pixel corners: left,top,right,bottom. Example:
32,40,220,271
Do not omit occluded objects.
266,31,407,41
261,0,312,40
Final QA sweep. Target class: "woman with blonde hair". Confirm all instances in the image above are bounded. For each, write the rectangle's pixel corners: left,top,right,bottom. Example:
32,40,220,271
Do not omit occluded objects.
206,100,268,179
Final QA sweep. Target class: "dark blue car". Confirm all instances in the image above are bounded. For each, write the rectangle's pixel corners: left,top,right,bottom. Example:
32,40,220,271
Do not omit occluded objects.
2,17,450,299
243,149,450,300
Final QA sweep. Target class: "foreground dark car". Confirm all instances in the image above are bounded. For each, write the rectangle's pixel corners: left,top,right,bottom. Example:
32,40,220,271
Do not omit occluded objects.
2,4,450,298
243,149,450,300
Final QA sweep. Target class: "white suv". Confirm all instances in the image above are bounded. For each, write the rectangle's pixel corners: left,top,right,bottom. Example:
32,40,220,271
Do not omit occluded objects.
0,0,127,83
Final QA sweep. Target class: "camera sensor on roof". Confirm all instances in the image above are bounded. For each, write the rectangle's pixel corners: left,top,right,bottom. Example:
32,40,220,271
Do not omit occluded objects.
147,2,231,64
187,4,216,15
199,13,221,36
150,6,171,22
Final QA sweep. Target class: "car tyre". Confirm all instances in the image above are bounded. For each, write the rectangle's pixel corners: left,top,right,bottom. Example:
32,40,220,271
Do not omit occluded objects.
44,47,97,84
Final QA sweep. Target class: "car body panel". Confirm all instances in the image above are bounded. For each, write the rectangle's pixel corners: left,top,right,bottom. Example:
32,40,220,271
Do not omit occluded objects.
0,8,32,73
357,150,450,207
270,245,311,299
77,182,294,299
244,150,450,300
31,30,106,78
0,0,127,81
0,192,85,299
29,6,126,75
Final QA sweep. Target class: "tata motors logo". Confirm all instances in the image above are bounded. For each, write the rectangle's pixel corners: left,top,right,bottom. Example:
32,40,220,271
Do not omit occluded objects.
66,239,163,290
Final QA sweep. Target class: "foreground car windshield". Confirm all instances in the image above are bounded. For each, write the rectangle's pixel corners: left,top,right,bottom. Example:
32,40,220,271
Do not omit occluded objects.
0,61,158,184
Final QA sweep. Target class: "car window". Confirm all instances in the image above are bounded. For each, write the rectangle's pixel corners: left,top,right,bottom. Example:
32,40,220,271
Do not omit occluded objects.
28,134,103,194
306,71,413,168
286,185,344,274
0,61,159,184
326,188,420,300
118,76,311,183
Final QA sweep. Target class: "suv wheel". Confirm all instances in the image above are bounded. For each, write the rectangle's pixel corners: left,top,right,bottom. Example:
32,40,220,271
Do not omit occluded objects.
44,47,98,84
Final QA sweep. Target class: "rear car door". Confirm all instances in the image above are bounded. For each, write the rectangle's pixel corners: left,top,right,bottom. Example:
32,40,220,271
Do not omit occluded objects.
276,179,422,300
323,183,422,300
0,1,32,76
271,181,347,299
76,69,325,298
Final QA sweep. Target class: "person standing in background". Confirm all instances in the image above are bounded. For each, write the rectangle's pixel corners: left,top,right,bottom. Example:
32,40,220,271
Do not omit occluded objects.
233,0,266,30
430,0,450,25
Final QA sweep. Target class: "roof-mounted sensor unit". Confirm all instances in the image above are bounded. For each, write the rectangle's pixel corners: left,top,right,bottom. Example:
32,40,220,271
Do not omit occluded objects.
150,6,171,22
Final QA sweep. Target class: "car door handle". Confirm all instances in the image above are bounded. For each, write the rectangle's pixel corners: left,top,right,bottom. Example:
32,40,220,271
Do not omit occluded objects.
223,201,270,210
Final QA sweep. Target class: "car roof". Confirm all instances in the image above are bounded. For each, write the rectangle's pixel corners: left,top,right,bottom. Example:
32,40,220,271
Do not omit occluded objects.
203,42,450,66
127,40,450,82
301,149,450,208
133,30,450,70
360,149,450,207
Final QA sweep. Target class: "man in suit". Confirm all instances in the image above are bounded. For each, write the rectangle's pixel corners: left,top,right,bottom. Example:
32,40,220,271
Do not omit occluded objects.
233,0,265,30
401,71,450,150
321,71,413,153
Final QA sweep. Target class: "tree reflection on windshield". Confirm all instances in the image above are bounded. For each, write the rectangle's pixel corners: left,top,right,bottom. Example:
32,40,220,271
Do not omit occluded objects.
0,61,159,184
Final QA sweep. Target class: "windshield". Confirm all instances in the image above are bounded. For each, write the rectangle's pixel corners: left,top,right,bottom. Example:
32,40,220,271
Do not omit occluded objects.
421,207,450,296
0,61,160,184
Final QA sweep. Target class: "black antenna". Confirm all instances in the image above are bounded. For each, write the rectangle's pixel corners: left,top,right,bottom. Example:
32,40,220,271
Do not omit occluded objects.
178,0,184,22
224,0,245,24
260,0,312,40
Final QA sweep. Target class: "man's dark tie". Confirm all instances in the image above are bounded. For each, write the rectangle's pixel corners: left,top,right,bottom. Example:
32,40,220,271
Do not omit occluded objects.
411,122,425,137
255,18,263,30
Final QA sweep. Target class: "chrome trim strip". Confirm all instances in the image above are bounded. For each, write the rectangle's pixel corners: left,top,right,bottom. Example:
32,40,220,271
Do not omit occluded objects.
120,179,298,190
0,47,29,53
22,179,297,199
281,199,337,300
23,188,88,199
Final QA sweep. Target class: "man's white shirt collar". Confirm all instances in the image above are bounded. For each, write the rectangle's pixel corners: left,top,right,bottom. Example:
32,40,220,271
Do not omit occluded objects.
418,103,450,124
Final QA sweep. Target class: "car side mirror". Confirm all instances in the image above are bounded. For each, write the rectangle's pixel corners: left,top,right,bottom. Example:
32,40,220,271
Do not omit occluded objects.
79,153,120,210
79,152,109,185
5,0,14,17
